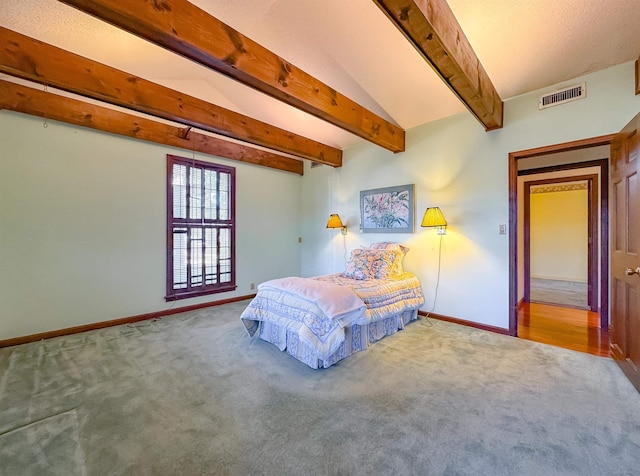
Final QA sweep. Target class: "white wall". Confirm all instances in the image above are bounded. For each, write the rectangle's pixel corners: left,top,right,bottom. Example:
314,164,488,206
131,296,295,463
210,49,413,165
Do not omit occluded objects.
301,61,640,329
2,61,639,339
0,111,301,340
530,188,588,282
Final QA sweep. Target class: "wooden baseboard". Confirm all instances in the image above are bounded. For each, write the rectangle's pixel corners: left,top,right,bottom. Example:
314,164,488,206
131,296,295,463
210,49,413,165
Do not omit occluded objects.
418,310,510,335
0,294,256,349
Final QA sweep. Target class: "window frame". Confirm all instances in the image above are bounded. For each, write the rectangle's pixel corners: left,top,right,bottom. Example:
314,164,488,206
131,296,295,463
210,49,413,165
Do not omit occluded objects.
165,154,236,301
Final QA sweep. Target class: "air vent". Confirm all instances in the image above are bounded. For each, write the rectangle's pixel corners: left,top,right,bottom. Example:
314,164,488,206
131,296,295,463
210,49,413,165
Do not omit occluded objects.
539,83,586,109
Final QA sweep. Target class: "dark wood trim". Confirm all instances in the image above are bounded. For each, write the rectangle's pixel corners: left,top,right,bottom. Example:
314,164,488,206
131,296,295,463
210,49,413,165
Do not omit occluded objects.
523,174,599,312
508,143,519,336
518,159,610,176
509,136,614,337
166,156,173,301
510,135,616,160
599,160,610,329
588,176,598,311
373,0,503,131
0,80,304,175
165,155,237,301
418,311,510,335
59,0,405,153
0,27,340,166
523,181,531,303
165,285,239,302
0,294,256,349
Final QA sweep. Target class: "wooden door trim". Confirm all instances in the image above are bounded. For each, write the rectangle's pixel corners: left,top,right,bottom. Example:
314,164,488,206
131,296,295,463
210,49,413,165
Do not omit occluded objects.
523,182,531,303
508,135,615,336
522,174,599,312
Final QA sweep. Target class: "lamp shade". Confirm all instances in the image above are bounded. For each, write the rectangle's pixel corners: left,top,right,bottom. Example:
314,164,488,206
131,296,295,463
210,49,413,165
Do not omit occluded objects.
421,207,447,227
326,214,345,229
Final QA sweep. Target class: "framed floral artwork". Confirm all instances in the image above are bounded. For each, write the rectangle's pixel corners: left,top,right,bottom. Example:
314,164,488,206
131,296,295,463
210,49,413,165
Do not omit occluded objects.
360,184,415,233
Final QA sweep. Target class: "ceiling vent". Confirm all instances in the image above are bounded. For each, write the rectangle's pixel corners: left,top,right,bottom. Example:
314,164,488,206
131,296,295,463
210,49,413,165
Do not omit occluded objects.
539,82,586,110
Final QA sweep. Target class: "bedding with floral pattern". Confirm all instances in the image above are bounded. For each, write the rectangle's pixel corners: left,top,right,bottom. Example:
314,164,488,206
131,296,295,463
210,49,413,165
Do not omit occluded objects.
240,243,424,368
344,242,408,279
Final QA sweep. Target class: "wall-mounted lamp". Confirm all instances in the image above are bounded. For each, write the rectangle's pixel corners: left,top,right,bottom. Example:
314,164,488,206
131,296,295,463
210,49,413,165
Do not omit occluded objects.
326,214,347,235
421,207,447,235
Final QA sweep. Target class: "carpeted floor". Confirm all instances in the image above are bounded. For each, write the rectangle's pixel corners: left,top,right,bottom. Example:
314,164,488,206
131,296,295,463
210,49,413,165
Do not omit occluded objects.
1,300,639,475
530,278,588,309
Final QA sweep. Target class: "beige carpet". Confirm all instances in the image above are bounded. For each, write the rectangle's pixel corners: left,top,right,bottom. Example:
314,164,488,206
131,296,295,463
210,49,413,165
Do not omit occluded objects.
1,301,639,475
530,278,589,309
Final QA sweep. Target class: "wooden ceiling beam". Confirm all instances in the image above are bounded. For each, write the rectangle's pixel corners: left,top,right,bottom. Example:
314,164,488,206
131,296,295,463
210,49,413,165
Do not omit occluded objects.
0,80,304,175
58,0,406,153
0,27,339,166
373,0,503,131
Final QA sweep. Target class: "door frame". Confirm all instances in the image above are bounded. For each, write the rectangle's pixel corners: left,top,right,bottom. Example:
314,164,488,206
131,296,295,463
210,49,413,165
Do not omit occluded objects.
508,135,616,336
522,173,599,311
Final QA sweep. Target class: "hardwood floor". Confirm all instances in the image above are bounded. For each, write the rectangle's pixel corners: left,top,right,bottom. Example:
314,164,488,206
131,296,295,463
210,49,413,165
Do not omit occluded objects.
518,302,610,357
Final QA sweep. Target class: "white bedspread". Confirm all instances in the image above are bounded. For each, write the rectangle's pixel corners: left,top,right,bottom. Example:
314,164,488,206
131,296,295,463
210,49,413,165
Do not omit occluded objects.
258,277,366,326
241,273,424,361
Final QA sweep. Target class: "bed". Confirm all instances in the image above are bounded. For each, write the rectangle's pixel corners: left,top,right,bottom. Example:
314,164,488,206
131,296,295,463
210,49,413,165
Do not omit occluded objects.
240,243,425,368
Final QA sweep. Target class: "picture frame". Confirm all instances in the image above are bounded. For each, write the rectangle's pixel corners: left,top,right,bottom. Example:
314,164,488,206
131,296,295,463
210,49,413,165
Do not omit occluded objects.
636,58,640,95
360,184,415,233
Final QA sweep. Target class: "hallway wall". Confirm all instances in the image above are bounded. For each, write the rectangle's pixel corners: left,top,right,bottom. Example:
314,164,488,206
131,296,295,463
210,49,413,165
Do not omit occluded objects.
530,186,588,282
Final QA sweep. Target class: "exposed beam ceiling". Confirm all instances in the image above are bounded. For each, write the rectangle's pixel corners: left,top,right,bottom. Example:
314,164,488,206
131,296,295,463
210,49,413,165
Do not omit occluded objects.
58,0,406,153
0,27,340,167
0,80,304,175
2,0,639,160
373,0,503,131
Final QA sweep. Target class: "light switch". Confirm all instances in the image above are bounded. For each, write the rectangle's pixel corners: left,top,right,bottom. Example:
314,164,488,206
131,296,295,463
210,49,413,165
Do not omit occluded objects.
499,224,506,235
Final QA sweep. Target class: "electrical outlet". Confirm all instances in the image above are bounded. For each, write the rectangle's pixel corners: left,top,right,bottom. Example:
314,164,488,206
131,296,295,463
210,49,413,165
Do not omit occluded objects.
250,283,255,290
499,224,507,235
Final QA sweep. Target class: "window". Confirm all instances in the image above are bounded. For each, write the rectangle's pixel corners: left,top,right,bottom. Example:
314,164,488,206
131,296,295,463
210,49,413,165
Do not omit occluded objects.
166,154,236,300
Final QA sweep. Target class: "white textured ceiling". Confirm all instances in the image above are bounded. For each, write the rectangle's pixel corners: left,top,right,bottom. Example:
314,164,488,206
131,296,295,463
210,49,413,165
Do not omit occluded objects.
2,0,640,152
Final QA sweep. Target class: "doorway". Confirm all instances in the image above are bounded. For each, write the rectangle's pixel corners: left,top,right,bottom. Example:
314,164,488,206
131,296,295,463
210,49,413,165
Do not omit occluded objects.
523,174,598,312
508,135,615,353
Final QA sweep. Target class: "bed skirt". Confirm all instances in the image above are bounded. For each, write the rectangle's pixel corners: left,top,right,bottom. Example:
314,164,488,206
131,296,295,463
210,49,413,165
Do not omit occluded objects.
257,308,418,369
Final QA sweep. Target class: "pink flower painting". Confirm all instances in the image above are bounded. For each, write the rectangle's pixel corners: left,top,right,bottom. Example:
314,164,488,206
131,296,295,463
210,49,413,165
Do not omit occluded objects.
360,184,414,233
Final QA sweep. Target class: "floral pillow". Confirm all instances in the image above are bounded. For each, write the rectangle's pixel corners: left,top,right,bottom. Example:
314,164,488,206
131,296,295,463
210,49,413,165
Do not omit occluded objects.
345,247,406,280
370,250,403,279
368,243,409,277
344,249,377,280
369,242,409,255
